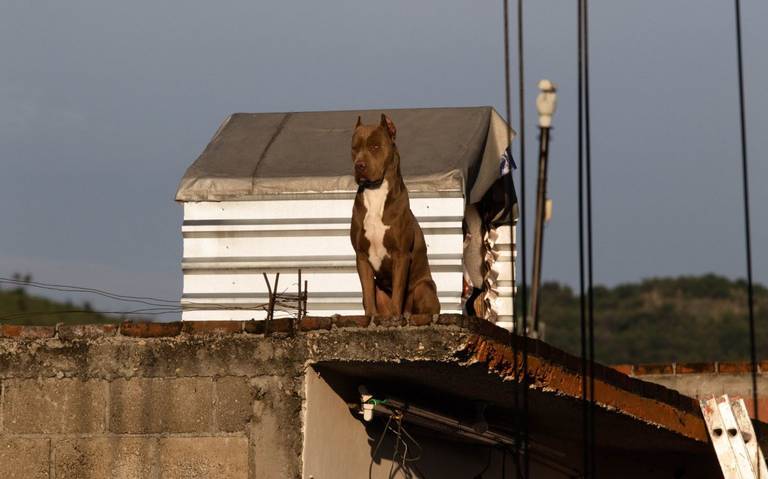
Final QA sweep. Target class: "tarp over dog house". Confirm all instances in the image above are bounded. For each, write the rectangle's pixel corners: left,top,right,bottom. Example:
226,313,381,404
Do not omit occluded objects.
175,107,517,325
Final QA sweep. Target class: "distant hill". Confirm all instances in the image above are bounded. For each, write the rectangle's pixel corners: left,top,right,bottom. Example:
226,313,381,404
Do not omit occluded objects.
0,286,117,325
534,274,768,364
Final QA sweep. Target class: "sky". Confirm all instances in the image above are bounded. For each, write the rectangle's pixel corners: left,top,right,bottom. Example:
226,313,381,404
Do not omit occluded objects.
1,0,766,317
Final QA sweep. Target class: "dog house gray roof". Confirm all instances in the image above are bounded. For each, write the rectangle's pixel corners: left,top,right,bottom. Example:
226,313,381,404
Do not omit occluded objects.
175,106,515,203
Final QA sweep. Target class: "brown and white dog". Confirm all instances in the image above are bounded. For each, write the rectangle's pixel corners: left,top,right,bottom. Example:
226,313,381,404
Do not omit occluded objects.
350,114,440,316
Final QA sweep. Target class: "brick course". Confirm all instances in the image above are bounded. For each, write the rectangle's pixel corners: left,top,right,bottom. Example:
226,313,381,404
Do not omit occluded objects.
612,360,768,419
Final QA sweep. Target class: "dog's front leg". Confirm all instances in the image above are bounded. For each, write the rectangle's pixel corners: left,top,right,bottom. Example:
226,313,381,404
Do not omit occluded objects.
390,253,411,316
356,253,377,315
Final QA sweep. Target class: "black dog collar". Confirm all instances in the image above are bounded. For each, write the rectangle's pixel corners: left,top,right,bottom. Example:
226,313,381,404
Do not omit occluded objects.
357,178,385,193
356,162,389,193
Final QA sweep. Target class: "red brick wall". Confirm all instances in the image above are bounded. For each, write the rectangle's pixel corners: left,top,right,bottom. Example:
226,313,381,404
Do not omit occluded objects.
613,361,768,420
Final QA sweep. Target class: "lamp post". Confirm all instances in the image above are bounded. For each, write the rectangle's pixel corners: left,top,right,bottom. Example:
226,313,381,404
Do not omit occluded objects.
530,79,557,336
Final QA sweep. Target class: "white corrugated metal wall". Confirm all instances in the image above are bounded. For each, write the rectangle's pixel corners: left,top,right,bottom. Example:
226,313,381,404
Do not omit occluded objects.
181,194,466,321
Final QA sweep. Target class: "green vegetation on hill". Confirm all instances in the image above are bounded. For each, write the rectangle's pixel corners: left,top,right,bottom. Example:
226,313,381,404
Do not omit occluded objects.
0,282,116,326
534,274,768,364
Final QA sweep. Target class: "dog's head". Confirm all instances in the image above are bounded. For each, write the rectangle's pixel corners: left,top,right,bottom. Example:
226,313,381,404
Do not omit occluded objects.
351,114,397,187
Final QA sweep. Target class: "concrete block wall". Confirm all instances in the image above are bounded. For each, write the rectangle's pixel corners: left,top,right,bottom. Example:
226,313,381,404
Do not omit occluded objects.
0,321,306,479
0,315,463,478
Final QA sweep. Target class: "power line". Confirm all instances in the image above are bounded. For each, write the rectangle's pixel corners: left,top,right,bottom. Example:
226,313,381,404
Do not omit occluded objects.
0,279,177,309
582,0,597,475
733,0,760,433
576,0,595,476
516,0,530,476
0,276,178,305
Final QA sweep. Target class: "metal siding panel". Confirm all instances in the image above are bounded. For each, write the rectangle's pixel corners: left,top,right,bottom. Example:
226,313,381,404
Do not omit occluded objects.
184,198,465,221
182,234,463,260
181,198,466,320
183,271,462,295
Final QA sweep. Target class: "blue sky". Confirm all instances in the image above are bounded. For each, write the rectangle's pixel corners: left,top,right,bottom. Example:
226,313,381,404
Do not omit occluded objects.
1,0,766,315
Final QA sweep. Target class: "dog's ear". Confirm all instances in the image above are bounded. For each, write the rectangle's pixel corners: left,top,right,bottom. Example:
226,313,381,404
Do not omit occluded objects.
355,115,362,129
380,114,396,141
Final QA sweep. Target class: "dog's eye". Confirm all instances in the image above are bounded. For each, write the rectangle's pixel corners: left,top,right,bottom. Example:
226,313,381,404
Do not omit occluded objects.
370,144,380,150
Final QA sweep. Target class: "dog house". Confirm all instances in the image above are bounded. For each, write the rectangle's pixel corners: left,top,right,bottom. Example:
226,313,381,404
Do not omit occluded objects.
175,107,517,328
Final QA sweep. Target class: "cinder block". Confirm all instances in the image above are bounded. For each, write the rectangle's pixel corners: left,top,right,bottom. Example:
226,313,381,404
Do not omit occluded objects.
0,438,50,479
109,377,213,433
159,437,248,479
54,437,157,479
215,376,253,432
250,377,303,478
3,379,107,433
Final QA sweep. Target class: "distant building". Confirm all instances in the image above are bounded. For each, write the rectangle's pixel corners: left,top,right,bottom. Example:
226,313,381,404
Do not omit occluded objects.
176,107,518,327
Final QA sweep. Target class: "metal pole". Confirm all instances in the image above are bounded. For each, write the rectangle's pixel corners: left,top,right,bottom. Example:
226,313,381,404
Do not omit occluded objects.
530,80,557,335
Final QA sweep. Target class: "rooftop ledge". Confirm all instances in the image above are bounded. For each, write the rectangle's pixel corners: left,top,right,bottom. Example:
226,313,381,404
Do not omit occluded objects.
1,314,765,452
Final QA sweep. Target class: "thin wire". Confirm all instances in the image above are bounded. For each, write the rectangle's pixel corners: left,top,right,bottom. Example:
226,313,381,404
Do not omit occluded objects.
583,0,597,475
502,1,523,475
369,414,395,479
577,0,591,477
474,448,493,479
516,0,530,477
0,276,178,304
0,278,303,314
733,0,760,444
0,307,182,321
0,279,177,309
502,447,506,479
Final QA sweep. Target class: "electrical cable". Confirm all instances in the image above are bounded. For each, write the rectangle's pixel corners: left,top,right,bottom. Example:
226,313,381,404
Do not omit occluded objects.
502,446,506,478
0,277,305,318
516,0,531,476
0,276,178,304
576,0,591,477
582,0,597,475
473,447,494,479
370,414,395,479
501,2,524,477
0,279,177,309
733,0,760,456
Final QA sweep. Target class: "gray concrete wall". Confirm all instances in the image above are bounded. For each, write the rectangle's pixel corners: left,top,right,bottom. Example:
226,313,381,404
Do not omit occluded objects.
0,318,728,478
0,323,305,479
0,316,472,479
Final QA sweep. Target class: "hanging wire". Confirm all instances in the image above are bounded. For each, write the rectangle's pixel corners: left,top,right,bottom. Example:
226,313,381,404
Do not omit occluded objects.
582,0,597,475
369,414,395,479
0,277,178,307
576,0,593,476
733,0,760,439
516,0,530,477
501,1,524,476
0,275,307,322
